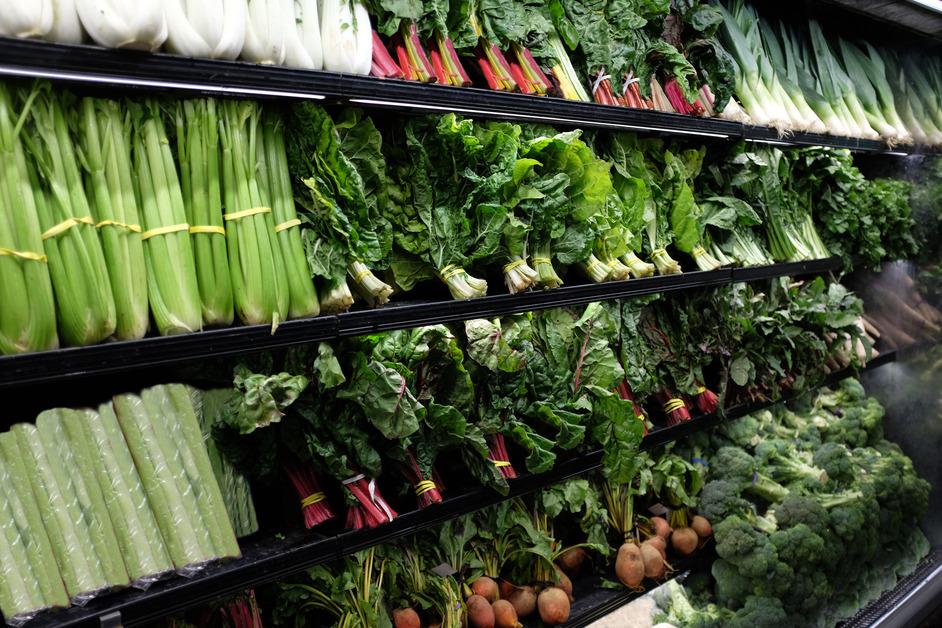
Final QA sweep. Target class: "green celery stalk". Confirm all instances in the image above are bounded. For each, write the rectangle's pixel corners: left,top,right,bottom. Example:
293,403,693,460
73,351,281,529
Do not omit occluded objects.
24,85,116,346
176,99,234,327
0,433,69,610
131,102,203,336
219,100,290,327
0,456,45,620
88,402,173,580
198,389,259,537
258,111,320,319
112,393,215,569
12,422,108,600
36,410,129,589
76,98,150,340
0,84,58,355
144,385,241,559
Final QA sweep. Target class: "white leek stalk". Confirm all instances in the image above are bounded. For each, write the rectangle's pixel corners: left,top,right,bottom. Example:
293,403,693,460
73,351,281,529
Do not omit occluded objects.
165,0,246,60
320,0,371,75
242,0,286,64
75,0,167,51
49,0,84,43
0,1,53,38
284,0,322,69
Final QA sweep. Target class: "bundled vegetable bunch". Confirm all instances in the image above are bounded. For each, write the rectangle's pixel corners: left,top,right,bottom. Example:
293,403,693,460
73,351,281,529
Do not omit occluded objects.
0,384,240,624
668,379,932,627
716,0,942,144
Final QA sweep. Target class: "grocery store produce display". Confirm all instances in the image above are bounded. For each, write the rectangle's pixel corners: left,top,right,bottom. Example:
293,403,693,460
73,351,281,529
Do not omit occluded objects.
0,1,939,627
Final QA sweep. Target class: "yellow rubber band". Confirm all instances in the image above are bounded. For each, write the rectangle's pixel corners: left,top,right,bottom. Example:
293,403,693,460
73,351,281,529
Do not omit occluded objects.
141,223,190,241
0,247,47,263
300,492,326,508
696,386,707,394
352,268,371,283
42,216,93,240
503,259,526,273
492,460,512,468
274,218,302,233
636,415,646,422
532,257,552,265
96,220,142,233
441,265,464,281
652,247,668,259
414,480,438,497
692,245,707,259
224,206,272,221
189,225,226,235
587,258,603,272
663,399,686,414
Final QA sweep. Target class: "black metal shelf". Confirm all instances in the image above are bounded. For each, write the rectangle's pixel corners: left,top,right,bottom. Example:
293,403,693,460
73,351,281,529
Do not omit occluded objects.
0,258,840,390
21,347,899,628
0,37,926,154
840,550,942,628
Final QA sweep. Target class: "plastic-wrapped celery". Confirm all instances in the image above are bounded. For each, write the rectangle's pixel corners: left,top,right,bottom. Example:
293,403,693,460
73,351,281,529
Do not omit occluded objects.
112,392,216,570
0,83,58,355
198,389,259,538
64,406,174,584
143,385,240,559
12,423,109,602
0,458,46,624
0,433,69,612
36,410,129,589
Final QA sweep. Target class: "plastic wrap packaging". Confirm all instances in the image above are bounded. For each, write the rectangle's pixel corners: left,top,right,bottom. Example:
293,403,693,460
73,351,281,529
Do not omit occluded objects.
113,385,240,575
143,385,241,559
11,422,111,605
0,436,69,626
65,406,174,588
199,389,259,538
36,411,129,589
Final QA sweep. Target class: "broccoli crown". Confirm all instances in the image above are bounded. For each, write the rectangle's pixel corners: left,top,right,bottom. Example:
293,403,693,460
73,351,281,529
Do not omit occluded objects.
714,515,778,579
718,415,762,449
770,523,826,567
711,446,789,504
755,438,828,487
812,442,854,487
712,558,753,609
769,494,830,536
727,595,789,628
824,399,885,448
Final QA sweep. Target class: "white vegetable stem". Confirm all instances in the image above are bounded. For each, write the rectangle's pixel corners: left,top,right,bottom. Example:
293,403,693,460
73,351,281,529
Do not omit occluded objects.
320,0,371,74
75,0,167,51
0,0,53,38
165,0,246,60
242,0,286,64
49,0,84,43
284,0,323,69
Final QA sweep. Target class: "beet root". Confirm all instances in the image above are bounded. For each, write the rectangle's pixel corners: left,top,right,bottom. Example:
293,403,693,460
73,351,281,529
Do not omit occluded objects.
537,587,571,625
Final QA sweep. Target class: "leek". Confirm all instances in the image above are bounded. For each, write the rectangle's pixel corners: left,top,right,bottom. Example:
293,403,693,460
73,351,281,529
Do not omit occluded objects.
75,0,167,50
165,0,246,60
242,0,287,64
219,99,289,327
77,98,150,341
0,0,53,38
131,102,203,335
257,110,320,319
176,99,234,327
0,84,58,355
25,85,117,347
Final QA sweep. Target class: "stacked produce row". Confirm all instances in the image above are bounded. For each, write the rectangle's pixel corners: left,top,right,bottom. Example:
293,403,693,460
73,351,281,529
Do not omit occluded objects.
236,381,928,628
4,2,941,144
0,79,917,357
0,384,239,624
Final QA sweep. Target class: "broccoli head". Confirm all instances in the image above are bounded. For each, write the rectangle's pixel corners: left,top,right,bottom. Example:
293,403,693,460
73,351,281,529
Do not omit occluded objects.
812,442,855,487
718,414,762,449
726,595,789,628
711,446,790,504
714,515,778,579
770,523,825,567
698,480,777,533
712,558,753,609
754,438,828,488
823,398,885,448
